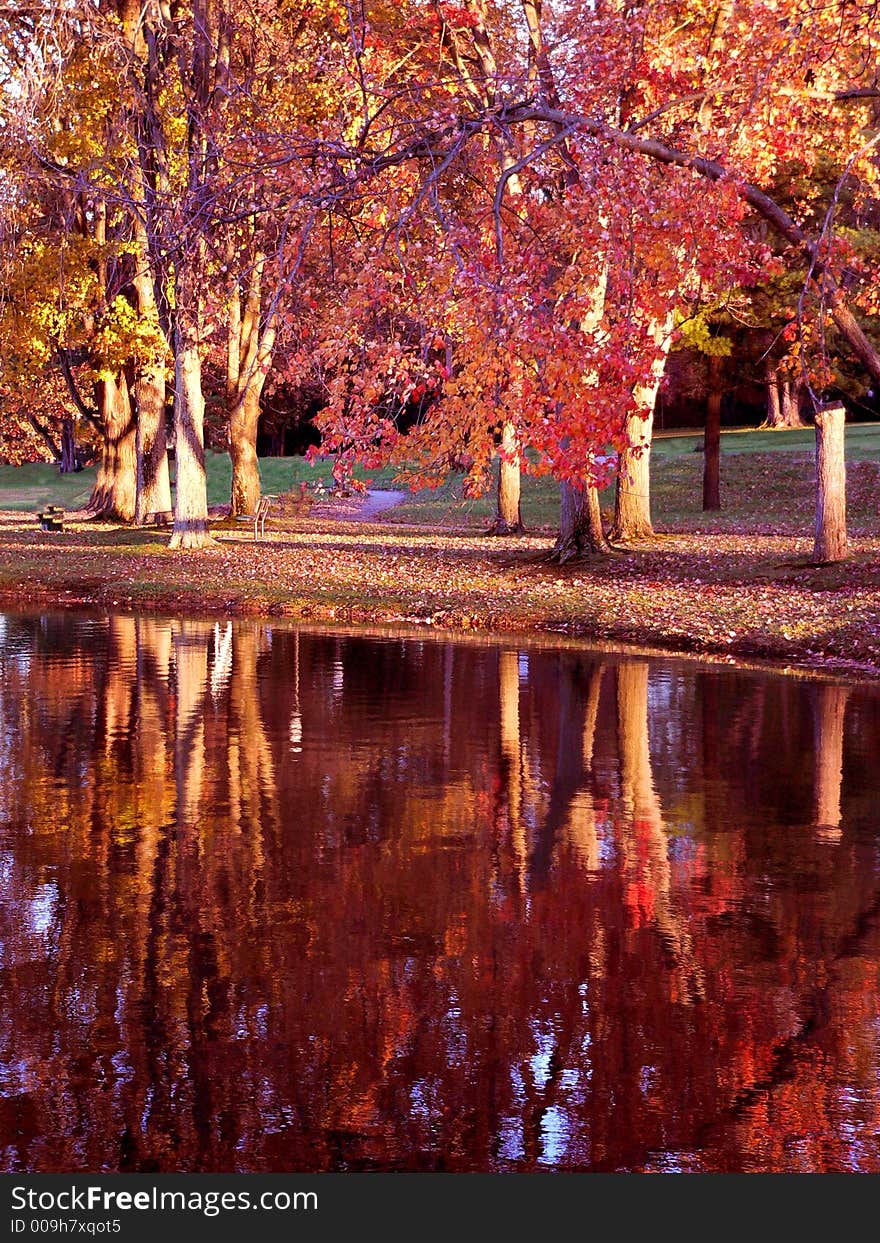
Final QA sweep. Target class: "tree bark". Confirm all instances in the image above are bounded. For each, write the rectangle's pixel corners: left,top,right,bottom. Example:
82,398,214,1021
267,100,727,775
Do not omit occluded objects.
813,402,848,564
87,373,137,521
781,378,806,428
489,420,524,534
613,417,653,542
553,481,608,560
226,247,276,516
169,327,213,549
764,367,805,429
59,418,80,473
229,385,262,515
610,315,673,542
135,366,171,524
764,368,783,427
703,354,722,510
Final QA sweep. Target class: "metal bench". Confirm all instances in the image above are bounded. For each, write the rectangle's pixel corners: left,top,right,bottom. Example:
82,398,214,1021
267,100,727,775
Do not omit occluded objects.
235,494,278,541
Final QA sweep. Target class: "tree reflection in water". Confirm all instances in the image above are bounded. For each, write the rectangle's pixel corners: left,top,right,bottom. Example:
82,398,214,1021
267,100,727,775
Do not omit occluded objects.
0,614,879,1172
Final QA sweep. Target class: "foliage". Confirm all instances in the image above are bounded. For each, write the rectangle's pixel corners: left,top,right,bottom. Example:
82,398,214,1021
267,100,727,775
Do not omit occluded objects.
0,0,879,513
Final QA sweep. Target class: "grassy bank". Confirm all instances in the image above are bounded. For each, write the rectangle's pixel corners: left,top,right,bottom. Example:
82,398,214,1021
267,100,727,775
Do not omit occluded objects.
0,512,879,676
1,428,879,677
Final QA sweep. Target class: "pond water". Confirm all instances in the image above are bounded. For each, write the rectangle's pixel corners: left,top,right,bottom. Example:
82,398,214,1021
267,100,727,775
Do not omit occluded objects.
1,612,879,1173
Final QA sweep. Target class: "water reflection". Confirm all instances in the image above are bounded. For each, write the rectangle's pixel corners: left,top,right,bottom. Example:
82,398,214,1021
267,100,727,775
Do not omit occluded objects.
1,614,879,1172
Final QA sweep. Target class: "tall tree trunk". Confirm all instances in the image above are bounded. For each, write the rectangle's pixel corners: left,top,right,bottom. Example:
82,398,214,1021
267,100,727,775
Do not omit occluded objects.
553,481,608,561
229,385,263,516
813,402,847,564
169,325,213,550
87,373,137,520
489,421,524,534
135,366,171,524
703,353,722,511
59,418,79,472
781,377,806,428
610,315,673,542
122,0,173,527
226,247,275,517
765,367,806,429
763,366,783,427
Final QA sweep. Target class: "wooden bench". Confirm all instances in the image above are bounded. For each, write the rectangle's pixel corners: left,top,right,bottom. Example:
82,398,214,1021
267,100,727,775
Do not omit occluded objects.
36,505,64,532
235,494,278,541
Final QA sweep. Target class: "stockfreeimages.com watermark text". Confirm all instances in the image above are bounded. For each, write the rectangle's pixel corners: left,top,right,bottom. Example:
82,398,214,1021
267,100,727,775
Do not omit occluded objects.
11,1184,317,1221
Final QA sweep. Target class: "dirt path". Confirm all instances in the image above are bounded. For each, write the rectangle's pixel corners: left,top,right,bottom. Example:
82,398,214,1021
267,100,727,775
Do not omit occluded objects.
308,489,409,522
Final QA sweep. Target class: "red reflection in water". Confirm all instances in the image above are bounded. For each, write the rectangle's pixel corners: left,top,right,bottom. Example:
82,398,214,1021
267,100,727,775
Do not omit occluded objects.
1,614,879,1172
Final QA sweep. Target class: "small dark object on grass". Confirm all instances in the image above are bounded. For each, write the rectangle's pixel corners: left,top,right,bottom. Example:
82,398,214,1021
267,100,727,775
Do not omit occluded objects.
36,505,64,532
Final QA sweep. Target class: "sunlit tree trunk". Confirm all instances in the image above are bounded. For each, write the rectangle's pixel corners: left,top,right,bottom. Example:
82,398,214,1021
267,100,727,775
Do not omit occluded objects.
227,247,276,516
229,387,262,516
85,192,137,520
131,232,171,525
87,372,137,521
703,353,722,511
170,325,212,549
119,0,172,526
813,402,847,564
134,366,171,525
611,315,673,543
489,422,524,534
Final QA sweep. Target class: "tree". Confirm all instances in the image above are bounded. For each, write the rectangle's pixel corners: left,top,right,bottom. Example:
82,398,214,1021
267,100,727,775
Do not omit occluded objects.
226,239,277,516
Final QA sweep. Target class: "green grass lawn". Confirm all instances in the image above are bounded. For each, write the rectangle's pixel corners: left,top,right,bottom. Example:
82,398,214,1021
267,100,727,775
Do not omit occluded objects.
653,422,880,460
4,423,880,531
384,423,880,530
0,451,403,513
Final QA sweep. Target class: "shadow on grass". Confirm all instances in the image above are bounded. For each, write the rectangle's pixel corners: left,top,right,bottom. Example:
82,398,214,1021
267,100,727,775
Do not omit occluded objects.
55,527,172,551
